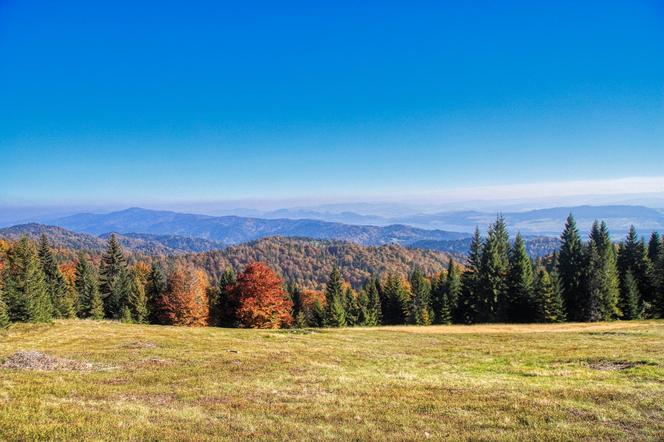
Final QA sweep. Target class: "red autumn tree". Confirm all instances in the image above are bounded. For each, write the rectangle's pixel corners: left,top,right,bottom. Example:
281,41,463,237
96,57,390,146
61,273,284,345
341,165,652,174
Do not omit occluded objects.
234,262,293,329
158,263,209,326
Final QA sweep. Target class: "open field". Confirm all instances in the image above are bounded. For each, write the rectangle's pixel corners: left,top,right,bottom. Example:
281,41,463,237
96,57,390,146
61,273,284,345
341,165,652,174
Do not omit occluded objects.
1,321,663,441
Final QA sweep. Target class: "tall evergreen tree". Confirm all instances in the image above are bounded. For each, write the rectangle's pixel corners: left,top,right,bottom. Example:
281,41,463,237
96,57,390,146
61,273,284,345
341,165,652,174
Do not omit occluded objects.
343,286,360,326
4,237,52,322
620,270,641,320
458,227,483,323
583,225,620,322
324,267,346,327
99,234,127,317
431,271,447,324
382,273,409,324
37,234,73,318
557,214,586,322
363,277,382,326
409,268,432,325
533,268,565,323
75,253,100,318
446,259,462,316
477,215,510,322
647,232,662,263
127,271,148,323
0,288,10,328
212,267,239,327
617,226,653,312
109,267,133,320
145,263,166,324
506,233,535,322
287,282,304,324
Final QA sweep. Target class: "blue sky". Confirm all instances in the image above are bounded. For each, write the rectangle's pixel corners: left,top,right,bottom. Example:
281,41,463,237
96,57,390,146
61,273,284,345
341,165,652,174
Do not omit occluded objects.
1,1,663,207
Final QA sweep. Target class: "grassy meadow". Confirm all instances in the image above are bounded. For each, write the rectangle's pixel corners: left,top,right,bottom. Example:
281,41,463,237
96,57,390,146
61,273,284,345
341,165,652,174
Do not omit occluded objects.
1,320,663,441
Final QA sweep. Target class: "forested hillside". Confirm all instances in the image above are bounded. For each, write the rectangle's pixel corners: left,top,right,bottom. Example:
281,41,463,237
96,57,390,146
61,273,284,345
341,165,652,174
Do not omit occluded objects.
182,237,456,289
1,214,663,331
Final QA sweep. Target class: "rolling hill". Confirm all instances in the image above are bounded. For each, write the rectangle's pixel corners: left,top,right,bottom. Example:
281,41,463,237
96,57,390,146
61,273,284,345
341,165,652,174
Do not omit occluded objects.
51,207,469,246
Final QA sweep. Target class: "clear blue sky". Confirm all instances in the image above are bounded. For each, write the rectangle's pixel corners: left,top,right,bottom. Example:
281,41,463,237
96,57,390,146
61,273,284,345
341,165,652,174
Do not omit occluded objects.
1,1,663,206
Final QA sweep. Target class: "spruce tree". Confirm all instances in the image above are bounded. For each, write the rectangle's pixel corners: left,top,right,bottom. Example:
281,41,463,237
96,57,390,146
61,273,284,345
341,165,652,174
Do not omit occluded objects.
37,234,72,318
99,234,127,317
431,271,446,324
620,270,641,320
145,263,166,324
477,215,509,322
647,232,661,263
363,277,382,326
4,237,52,322
88,291,105,320
0,288,10,328
343,286,359,326
458,227,482,323
617,226,652,311
557,214,586,322
585,221,620,321
127,271,148,323
533,268,565,323
409,268,432,325
324,267,346,327
506,233,535,322
446,259,462,317
287,282,304,324
382,273,409,324
109,267,132,320
215,267,237,327
75,253,100,318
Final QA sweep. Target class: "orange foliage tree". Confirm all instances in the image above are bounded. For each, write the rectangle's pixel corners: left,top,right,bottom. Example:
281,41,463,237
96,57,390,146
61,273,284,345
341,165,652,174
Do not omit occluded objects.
235,262,293,329
158,264,209,326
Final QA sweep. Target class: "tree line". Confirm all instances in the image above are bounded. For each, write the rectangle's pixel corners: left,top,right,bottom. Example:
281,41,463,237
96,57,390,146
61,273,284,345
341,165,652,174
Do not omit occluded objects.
1,214,663,329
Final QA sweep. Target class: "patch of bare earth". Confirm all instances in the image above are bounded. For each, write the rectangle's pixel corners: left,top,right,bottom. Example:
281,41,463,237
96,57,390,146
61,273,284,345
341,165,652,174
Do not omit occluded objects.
1,350,102,371
585,359,651,371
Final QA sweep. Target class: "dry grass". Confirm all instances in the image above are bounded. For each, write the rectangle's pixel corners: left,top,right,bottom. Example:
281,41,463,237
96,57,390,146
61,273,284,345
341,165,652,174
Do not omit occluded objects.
0,320,663,441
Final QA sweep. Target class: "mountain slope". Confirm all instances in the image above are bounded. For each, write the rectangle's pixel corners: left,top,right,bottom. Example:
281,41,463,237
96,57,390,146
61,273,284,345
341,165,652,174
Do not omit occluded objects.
52,207,469,245
0,224,225,255
180,236,457,290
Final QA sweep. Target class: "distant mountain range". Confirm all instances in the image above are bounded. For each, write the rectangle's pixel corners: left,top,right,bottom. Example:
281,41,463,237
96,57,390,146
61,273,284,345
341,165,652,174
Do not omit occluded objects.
255,205,664,236
49,207,469,246
0,223,225,255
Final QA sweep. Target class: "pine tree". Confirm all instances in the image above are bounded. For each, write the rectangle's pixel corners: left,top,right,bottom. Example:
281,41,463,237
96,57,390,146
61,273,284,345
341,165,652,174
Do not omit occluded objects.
477,215,510,322
75,253,100,318
620,270,641,320
343,286,360,326
127,271,148,323
215,267,237,327
0,288,10,328
617,226,653,312
145,263,166,324
458,227,483,323
533,268,565,323
110,267,133,320
4,237,52,322
647,232,661,263
382,273,409,324
88,292,105,320
506,233,535,322
431,271,447,324
37,234,72,318
585,221,620,321
363,277,382,326
446,259,462,318
310,299,325,327
120,305,133,323
288,282,304,324
324,267,346,327
99,234,127,318
409,268,432,325
557,214,586,322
